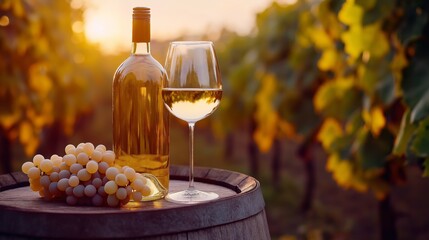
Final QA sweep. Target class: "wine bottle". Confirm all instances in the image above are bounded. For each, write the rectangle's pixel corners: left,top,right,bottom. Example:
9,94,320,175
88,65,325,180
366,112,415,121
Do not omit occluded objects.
112,7,169,200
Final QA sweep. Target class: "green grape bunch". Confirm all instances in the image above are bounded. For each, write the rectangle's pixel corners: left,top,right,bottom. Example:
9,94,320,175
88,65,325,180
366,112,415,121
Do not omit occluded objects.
21,142,151,207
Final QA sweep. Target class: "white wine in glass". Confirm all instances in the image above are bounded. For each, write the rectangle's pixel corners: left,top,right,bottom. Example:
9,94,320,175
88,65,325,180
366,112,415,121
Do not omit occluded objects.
162,41,222,204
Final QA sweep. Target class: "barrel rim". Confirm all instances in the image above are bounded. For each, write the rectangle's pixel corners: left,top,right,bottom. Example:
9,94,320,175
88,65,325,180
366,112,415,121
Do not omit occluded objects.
0,165,266,238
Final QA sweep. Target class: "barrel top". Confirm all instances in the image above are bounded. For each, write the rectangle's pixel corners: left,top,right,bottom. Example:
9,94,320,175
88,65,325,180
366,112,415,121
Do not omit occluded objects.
0,165,265,238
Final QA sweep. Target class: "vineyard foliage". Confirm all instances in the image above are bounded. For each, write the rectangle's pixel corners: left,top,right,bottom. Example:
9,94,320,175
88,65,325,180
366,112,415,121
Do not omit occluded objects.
0,0,103,158
217,0,429,197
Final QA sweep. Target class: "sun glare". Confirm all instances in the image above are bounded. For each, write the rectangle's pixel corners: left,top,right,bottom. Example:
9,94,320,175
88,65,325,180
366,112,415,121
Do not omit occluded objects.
82,0,295,54
84,10,127,54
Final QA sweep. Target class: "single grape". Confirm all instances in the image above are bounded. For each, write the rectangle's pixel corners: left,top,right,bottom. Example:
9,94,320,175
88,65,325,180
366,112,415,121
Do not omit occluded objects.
66,195,78,205
29,178,42,189
77,169,91,182
92,178,102,189
91,150,102,162
107,194,119,207
77,152,89,166
102,151,115,165
131,178,145,192
65,186,73,196
59,162,69,171
95,144,106,153
32,154,44,167
49,182,59,196
98,186,107,197
116,187,127,200
86,160,98,174
50,154,63,167
77,143,85,148
141,185,151,197
21,162,35,174
125,185,132,195
92,194,104,206
135,173,147,184
65,144,75,155
104,180,118,195
115,173,128,187
120,195,131,205
49,172,59,182
63,154,77,166
40,175,51,188
59,170,71,179
98,162,109,174
83,142,95,156
131,191,142,201
57,178,69,191
51,166,60,173
68,175,79,187
74,147,85,157
28,167,41,179
124,167,136,182
40,159,54,173
70,163,83,174
73,185,85,198
84,185,97,197
106,167,119,181
30,183,42,192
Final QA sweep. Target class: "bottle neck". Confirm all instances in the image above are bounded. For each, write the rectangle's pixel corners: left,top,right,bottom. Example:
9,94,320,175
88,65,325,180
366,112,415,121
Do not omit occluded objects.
132,42,150,55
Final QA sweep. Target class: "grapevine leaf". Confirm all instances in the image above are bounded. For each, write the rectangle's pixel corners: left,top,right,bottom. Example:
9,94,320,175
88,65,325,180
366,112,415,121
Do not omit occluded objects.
410,117,429,158
317,118,343,151
314,78,362,120
398,7,428,45
362,106,386,137
338,0,363,25
357,128,394,170
342,22,389,59
402,40,429,108
357,59,394,103
346,110,364,134
355,0,376,10
393,109,416,155
326,154,355,188
361,0,395,25
375,73,395,105
318,48,338,71
254,74,279,152
411,90,429,123
365,24,389,58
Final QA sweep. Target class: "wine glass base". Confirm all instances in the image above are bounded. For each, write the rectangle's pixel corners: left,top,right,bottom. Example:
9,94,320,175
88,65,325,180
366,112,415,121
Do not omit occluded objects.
165,189,219,204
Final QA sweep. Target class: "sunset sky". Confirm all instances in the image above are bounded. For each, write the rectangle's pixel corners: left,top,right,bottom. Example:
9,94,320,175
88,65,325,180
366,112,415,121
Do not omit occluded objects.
82,0,294,53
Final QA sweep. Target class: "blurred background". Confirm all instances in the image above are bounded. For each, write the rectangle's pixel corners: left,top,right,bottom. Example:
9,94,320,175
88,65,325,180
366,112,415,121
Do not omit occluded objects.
1,0,429,239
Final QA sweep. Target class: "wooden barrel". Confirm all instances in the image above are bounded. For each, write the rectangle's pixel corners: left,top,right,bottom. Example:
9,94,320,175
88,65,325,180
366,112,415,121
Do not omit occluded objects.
0,165,270,239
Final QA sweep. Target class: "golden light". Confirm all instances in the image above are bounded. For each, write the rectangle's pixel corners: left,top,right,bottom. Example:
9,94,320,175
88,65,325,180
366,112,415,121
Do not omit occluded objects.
0,15,10,27
72,21,84,33
84,9,126,54
85,19,109,42
71,0,84,9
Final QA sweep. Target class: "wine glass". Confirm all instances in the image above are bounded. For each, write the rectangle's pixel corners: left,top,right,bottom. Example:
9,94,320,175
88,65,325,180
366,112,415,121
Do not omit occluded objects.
162,41,222,204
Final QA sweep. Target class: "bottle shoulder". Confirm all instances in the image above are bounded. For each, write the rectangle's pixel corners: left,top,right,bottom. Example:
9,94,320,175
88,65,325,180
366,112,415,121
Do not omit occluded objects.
114,54,166,82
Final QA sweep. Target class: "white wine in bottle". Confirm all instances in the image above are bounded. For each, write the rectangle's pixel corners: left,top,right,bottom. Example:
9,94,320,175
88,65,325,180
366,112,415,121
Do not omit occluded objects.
112,7,169,200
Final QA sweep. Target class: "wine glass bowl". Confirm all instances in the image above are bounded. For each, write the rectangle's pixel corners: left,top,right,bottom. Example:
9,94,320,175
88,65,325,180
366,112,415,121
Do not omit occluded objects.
162,41,222,204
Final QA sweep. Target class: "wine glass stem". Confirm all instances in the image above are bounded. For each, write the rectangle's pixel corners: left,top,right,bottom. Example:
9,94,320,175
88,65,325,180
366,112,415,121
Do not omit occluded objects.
188,122,195,191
